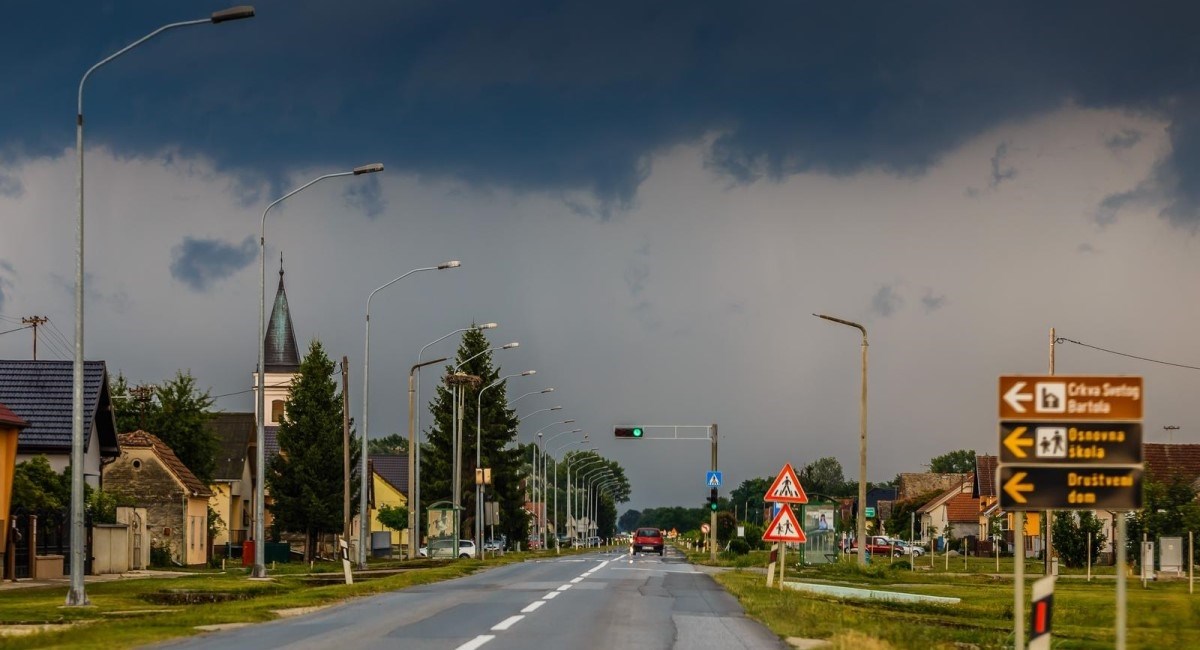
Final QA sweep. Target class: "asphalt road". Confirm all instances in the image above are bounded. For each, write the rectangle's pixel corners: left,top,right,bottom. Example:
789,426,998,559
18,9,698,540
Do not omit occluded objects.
160,548,785,650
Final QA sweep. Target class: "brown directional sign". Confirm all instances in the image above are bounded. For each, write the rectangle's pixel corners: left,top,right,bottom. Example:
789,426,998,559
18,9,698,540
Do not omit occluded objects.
998,375,1142,421
997,465,1143,511
999,422,1143,464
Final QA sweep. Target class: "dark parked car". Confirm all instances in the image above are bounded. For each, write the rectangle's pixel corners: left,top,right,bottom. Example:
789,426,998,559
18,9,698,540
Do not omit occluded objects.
632,527,664,556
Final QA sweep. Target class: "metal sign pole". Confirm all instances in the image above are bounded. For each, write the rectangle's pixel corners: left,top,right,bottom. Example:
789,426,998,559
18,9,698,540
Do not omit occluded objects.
1014,511,1025,650
710,423,718,562
1116,514,1127,650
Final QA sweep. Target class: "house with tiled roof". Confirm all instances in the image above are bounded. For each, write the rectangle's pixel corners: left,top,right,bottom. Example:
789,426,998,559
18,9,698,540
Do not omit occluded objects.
973,453,1044,558
1144,443,1200,489
205,412,255,549
103,431,213,566
369,455,409,550
916,475,978,549
0,360,119,484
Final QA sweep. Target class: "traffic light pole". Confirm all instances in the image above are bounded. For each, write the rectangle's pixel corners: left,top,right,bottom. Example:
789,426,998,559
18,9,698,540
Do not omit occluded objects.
710,422,718,562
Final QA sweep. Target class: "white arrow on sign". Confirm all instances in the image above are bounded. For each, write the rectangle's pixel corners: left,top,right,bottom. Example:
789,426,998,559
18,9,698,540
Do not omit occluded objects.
1004,381,1033,414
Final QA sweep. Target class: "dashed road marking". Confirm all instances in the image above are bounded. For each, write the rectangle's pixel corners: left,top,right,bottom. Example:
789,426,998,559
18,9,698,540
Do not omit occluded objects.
456,635,494,650
557,584,572,591
543,591,560,600
491,615,524,631
521,601,545,613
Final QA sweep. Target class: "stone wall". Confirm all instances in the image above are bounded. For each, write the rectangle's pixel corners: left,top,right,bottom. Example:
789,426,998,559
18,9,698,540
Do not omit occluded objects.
898,473,971,500
103,448,187,566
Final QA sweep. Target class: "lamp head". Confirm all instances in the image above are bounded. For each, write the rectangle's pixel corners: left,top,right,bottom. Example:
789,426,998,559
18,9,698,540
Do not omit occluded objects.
211,5,255,23
563,420,576,425
438,260,461,270
479,322,498,330
551,406,563,411
502,342,519,350
352,162,385,175
521,370,536,376
542,388,555,393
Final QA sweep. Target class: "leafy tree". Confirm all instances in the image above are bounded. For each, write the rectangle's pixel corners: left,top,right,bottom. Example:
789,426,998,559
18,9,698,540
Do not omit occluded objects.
1051,511,1105,568
149,372,218,485
267,340,360,561
619,509,641,532
11,456,69,511
928,449,976,474
1127,475,1200,566
800,457,850,496
369,433,408,455
377,504,409,532
421,327,527,546
729,476,772,525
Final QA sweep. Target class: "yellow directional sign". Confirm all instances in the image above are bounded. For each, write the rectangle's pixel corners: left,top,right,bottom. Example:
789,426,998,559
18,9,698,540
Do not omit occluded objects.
998,422,1142,464
997,465,1143,511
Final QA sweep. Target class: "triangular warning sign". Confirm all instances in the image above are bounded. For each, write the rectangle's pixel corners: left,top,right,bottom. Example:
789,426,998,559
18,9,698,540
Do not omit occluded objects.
762,505,806,543
764,463,808,504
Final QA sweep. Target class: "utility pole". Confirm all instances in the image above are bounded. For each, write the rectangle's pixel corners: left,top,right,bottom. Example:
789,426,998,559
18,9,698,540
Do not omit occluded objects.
341,356,351,544
21,316,47,360
1046,328,1054,578
130,385,154,431
1164,425,1180,443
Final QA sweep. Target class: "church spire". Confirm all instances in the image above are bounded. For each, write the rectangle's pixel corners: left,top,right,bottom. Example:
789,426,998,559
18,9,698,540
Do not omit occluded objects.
264,255,300,372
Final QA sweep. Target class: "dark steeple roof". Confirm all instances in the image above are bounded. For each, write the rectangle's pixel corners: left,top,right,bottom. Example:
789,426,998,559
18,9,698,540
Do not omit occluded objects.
265,257,300,373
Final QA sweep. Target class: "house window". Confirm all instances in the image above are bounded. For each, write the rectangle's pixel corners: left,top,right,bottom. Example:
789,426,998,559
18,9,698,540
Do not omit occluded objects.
271,400,285,423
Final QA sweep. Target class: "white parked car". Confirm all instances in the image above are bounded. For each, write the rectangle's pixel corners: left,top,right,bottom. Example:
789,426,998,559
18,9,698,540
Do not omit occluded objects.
419,539,477,558
888,538,926,557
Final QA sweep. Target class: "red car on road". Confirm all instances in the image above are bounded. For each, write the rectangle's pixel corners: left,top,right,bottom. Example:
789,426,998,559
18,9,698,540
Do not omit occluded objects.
632,527,664,556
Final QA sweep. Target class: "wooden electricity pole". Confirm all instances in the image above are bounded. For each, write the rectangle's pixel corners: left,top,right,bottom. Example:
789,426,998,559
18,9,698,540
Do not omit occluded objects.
341,356,351,542
21,316,48,359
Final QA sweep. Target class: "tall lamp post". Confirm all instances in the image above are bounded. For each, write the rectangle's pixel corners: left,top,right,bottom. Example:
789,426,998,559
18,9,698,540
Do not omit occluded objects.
254,163,384,578
359,262,461,567
70,5,255,606
815,313,868,567
549,436,587,549
565,452,600,543
413,323,497,558
476,370,536,550
533,420,575,546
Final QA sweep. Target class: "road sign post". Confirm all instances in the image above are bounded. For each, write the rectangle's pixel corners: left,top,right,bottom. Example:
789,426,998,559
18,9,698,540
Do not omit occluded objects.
998,375,1142,650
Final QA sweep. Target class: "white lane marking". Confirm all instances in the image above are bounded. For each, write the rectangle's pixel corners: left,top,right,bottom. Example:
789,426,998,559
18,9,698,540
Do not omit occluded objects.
609,567,704,574
543,591,560,600
570,577,584,583
491,615,524,631
521,601,546,613
557,584,572,592
456,635,495,650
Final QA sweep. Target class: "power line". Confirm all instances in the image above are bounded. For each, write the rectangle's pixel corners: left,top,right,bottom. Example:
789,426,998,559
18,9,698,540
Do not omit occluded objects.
1055,337,1200,371
0,324,32,337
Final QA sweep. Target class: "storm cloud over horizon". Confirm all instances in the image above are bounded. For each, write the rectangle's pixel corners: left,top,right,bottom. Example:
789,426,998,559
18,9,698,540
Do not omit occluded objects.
2,1,1200,223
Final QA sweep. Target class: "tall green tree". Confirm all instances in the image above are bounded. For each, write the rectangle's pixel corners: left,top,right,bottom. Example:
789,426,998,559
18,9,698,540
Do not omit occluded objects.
109,372,160,434
368,432,408,455
267,340,359,561
800,456,850,496
1126,475,1200,565
928,449,976,474
420,327,527,546
619,509,641,532
149,371,218,485
1051,511,1106,568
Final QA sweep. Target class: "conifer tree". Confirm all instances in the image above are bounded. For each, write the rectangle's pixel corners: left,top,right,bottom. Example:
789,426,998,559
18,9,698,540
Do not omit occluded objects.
267,340,359,560
421,327,528,546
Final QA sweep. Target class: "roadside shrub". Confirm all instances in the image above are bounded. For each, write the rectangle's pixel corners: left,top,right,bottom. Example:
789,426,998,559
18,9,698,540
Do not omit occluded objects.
729,538,751,555
150,540,172,567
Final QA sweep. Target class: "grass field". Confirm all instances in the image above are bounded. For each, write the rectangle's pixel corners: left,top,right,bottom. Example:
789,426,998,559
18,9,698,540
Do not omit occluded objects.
0,549,591,649
696,549,1200,649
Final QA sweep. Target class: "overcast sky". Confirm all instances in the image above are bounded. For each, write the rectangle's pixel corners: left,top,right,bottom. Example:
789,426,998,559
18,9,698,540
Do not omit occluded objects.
3,1,1200,512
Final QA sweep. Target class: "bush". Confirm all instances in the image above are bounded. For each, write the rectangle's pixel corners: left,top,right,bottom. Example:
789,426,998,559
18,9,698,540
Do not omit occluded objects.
150,540,173,567
729,538,751,555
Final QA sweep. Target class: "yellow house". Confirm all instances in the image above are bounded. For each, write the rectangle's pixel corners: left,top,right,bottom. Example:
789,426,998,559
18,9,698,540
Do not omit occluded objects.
369,456,409,550
0,403,29,557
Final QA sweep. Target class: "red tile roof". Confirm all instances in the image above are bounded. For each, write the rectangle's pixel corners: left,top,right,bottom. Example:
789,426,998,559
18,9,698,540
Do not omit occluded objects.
1144,443,1200,485
946,491,981,523
118,431,212,498
0,402,28,429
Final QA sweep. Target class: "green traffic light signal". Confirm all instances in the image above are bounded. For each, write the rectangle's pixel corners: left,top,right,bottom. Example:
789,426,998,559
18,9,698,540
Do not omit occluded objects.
615,426,645,438
632,427,643,438
709,501,718,512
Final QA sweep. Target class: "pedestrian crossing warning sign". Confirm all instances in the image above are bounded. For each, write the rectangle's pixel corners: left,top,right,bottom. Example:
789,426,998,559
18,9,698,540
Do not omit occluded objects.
762,504,806,543
764,463,808,504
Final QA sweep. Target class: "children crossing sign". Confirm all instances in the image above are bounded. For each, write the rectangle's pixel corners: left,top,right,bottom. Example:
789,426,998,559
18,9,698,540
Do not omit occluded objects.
764,463,808,504
762,504,806,543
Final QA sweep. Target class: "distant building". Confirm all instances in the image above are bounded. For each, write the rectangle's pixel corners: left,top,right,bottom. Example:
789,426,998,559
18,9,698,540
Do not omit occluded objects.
205,412,255,549
916,475,979,547
369,455,409,548
103,431,213,567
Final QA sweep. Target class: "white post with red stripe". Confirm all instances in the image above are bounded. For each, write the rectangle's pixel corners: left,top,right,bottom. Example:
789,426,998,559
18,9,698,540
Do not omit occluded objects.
1029,575,1055,650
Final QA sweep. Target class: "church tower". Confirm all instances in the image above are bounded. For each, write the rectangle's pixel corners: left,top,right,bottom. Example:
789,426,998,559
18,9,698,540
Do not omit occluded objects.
253,258,301,427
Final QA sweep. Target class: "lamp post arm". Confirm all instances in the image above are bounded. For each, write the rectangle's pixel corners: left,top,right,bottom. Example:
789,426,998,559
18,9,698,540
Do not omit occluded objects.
78,18,211,117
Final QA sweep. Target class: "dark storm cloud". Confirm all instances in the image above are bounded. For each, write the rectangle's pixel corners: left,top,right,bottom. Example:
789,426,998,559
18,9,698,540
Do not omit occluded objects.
170,235,257,291
0,260,13,313
1105,129,1144,151
871,285,903,318
920,289,947,313
5,1,1200,221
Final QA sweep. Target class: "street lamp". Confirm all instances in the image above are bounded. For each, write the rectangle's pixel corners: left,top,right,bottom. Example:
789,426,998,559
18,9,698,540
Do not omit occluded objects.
359,261,460,567
253,163,384,579
475,370,535,550
413,323,497,558
586,471,616,543
815,313,868,567
534,419,575,547
549,436,587,549
565,451,600,543
508,387,554,407
580,466,612,541
69,5,255,606
518,406,563,422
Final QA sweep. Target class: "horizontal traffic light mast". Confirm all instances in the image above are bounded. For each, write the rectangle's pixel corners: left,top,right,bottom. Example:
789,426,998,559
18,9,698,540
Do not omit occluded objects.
611,425,713,440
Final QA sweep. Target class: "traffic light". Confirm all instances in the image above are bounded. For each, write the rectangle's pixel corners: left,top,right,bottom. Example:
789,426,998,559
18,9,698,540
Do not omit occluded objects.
614,426,644,439
708,488,719,512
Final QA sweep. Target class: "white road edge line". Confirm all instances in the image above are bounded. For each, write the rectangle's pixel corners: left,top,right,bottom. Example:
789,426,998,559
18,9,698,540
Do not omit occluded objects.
456,635,495,650
521,601,546,613
491,615,525,631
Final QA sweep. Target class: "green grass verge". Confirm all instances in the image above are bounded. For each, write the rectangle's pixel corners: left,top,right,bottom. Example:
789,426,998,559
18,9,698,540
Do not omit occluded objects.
0,549,595,649
712,561,1200,649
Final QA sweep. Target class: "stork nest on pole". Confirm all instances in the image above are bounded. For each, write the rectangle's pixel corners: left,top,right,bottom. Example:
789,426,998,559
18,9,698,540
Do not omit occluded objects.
444,372,482,389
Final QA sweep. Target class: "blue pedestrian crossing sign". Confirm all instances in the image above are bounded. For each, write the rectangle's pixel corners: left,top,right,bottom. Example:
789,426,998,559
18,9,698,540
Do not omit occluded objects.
706,471,723,488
